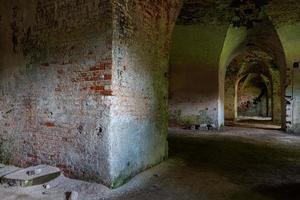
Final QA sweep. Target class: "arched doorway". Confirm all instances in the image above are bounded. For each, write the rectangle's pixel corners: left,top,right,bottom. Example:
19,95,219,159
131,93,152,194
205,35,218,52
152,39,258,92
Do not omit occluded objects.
236,73,272,121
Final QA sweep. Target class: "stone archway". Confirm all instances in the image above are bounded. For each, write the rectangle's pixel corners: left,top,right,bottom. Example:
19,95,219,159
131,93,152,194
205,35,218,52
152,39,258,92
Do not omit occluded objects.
224,50,282,126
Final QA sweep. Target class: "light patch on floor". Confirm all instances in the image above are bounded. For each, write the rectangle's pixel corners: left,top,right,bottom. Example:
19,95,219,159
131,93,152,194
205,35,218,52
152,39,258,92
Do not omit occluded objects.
1,127,300,200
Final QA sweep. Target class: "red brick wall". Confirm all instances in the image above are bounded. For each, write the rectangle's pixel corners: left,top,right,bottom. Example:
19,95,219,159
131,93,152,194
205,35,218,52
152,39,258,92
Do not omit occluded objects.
0,0,113,184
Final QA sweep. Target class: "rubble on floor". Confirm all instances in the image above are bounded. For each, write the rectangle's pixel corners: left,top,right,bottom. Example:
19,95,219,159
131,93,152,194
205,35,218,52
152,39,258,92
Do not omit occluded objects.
1,165,61,187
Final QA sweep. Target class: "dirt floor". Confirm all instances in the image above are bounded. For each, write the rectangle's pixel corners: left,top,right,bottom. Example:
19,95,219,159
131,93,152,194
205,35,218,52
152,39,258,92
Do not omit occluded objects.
1,127,300,200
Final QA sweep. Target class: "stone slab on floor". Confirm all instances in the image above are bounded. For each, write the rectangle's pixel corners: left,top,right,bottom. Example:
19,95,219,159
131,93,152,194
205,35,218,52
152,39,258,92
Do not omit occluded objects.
1,165,61,187
0,164,20,178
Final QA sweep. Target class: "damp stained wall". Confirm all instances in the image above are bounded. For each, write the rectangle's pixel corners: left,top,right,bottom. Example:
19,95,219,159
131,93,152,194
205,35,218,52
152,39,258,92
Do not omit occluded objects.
110,0,181,188
0,0,114,186
169,24,228,127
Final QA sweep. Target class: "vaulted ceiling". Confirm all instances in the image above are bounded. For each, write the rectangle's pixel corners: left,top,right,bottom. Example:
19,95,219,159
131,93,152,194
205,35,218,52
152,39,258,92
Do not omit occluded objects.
178,0,300,25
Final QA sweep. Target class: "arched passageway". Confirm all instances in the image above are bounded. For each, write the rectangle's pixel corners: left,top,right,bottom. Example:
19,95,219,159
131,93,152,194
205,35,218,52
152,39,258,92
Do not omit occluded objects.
221,14,287,129
169,1,287,130
224,48,283,129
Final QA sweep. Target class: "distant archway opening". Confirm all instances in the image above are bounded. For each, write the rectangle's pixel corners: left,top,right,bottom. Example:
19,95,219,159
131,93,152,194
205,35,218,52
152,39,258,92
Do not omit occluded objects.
224,50,282,129
236,73,272,122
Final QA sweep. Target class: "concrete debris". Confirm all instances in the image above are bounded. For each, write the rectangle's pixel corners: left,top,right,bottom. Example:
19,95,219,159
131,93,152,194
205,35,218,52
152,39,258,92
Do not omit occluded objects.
66,191,79,200
1,165,61,187
43,184,51,189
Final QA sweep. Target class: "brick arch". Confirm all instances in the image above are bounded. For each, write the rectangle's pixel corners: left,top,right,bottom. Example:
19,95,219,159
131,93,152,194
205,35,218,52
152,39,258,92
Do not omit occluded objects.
224,48,283,125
